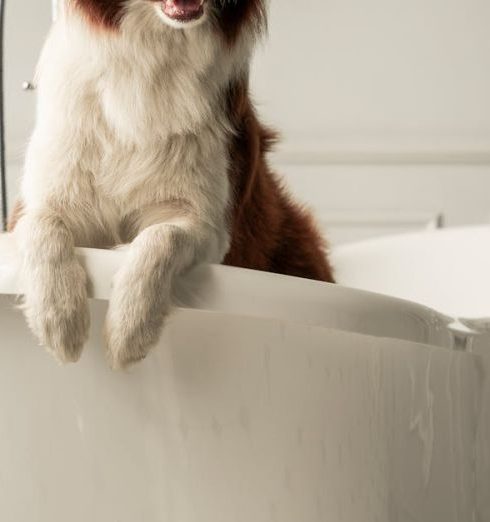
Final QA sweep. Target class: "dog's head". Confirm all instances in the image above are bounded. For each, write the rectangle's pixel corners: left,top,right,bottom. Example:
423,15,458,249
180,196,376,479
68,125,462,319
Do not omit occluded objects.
72,0,266,43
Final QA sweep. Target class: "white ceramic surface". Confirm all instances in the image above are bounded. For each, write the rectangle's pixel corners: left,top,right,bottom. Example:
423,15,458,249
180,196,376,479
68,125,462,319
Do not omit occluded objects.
0,234,461,350
333,226,490,522
332,225,490,323
0,232,486,522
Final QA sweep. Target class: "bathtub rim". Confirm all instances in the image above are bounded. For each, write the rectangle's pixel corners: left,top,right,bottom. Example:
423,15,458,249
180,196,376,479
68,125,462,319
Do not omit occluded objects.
0,232,479,350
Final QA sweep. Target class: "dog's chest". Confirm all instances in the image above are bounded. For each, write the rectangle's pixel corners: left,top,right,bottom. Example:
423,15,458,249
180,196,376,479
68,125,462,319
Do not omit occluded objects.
95,31,221,141
87,45,226,203
98,65,209,140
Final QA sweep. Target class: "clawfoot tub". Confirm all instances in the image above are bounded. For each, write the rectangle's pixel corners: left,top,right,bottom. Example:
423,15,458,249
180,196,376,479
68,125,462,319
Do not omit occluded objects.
0,231,487,522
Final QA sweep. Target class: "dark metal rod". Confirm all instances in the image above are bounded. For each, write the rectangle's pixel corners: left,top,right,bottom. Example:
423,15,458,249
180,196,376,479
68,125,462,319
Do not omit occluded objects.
0,0,7,231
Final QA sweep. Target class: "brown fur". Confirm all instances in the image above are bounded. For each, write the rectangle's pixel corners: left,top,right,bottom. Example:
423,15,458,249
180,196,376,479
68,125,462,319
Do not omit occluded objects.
71,0,126,29
7,200,24,233
222,78,334,282
71,0,267,38
215,0,267,45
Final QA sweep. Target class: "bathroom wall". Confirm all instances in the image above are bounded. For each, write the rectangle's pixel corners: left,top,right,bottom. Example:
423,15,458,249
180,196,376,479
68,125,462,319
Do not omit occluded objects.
4,0,50,162
3,0,51,209
251,0,490,242
4,0,490,242
254,0,490,153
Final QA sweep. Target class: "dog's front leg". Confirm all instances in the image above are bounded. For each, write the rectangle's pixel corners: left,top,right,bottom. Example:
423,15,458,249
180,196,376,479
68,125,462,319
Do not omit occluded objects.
15,209,90,363
105,219,224,369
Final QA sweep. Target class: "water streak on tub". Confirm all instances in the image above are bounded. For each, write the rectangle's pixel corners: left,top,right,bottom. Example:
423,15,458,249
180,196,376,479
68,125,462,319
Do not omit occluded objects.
408,353,435,488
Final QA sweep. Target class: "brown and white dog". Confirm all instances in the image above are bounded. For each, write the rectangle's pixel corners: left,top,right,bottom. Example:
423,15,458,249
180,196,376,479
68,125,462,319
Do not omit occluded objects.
9,0,334,368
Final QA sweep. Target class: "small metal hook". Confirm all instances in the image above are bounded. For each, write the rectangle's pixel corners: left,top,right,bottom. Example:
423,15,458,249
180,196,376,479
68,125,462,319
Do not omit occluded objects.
22,81,36,91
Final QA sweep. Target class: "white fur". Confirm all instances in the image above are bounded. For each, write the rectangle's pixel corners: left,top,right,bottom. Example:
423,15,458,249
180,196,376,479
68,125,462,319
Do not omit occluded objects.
16,0,253,368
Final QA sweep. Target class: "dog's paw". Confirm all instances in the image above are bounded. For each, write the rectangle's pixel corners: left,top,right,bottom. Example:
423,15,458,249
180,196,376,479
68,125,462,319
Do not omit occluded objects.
23,261,90,363
104,268,170,370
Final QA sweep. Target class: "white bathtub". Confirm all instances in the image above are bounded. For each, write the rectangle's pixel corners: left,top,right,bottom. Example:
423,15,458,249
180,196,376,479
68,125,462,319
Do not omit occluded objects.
0,232,486,522
333,226,490,522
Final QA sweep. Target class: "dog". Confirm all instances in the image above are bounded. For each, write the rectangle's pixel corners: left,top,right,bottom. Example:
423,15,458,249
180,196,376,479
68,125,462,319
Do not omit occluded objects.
9,0,334,369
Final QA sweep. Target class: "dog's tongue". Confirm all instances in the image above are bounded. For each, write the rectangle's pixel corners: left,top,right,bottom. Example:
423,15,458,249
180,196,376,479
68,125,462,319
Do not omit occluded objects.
163,0,203,19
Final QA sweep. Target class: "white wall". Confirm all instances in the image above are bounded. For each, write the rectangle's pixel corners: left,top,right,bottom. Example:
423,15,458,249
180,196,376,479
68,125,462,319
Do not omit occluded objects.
249,0,490,242
253,0,490,154
5,0,51,161
3,0,51,207
4,0,490,242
